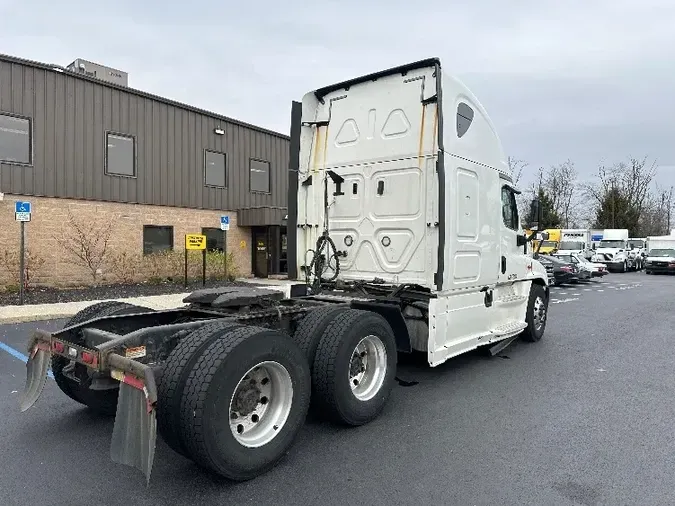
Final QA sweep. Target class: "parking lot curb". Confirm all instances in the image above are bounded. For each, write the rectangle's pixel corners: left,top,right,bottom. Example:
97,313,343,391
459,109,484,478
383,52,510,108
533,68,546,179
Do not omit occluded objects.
0,283,293,325
0,312,81,324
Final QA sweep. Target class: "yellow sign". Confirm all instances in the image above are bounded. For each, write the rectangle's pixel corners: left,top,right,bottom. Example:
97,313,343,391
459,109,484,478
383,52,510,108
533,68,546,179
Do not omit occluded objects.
185,234,206,250
240,240,246,249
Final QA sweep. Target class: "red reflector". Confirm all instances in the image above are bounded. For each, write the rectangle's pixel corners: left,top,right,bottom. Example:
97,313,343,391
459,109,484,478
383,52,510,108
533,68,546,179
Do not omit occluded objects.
81,351,94,364
52,341,65,353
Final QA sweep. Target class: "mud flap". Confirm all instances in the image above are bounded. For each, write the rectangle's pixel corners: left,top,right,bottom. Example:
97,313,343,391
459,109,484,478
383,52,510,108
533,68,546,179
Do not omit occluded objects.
110,380,157,484
19,344,51,412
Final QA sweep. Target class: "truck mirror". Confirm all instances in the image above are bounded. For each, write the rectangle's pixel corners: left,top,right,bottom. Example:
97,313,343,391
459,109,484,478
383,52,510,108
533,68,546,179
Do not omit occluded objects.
527,198,541,229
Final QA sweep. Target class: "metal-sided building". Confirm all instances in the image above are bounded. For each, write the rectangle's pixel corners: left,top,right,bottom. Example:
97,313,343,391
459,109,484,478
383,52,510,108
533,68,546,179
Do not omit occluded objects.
0,53,290,287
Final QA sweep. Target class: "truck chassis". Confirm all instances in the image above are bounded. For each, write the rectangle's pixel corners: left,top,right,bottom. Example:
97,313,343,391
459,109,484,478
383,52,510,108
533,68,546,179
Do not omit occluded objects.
19,282,449,482
20,281,544,483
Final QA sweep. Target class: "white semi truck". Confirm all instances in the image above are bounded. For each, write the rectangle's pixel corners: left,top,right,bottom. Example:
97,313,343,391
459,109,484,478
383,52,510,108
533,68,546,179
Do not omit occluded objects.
18,58,550,484
593,228,642,271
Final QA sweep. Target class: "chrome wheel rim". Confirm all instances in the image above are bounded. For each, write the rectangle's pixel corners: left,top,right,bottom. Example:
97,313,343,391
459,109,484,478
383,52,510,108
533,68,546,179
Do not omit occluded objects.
533,296,547,331
348,335,387,401
228,361,293,448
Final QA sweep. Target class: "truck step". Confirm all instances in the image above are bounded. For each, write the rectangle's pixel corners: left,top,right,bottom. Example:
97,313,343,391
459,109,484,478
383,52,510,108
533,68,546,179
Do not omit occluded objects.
490,320,527,337
496,294,527,305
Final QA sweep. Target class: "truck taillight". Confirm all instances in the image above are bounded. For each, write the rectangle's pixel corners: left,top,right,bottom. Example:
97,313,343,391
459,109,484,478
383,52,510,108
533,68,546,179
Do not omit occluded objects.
81,351,95,364
52,341,65,353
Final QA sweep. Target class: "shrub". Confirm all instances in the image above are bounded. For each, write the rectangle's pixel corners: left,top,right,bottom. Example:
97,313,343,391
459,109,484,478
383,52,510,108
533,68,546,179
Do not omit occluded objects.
205,250,239,281
0,248,46,290
108,251,141,284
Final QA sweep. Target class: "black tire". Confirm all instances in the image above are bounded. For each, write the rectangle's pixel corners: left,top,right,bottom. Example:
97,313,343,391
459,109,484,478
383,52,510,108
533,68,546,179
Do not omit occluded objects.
291,304,349,365
311,309,397,426
177,325,311,481
157,320,243,457
622,261,627,272
521,283,548,343
646,270,652,275
52,301,154,415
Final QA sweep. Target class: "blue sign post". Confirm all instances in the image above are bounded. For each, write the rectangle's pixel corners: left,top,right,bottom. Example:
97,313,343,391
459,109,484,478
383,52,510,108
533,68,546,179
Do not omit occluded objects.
14,201,32,305
220,215,230,231
220,216,230,280
15,201,31,221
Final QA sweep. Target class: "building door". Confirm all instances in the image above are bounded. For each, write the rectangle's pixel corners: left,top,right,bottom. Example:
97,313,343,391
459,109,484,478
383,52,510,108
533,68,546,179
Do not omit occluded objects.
253,228,269,278
280,229,288,274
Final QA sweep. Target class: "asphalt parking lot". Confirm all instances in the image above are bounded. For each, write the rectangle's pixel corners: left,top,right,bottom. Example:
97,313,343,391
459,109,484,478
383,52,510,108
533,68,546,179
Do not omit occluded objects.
1,271,673,506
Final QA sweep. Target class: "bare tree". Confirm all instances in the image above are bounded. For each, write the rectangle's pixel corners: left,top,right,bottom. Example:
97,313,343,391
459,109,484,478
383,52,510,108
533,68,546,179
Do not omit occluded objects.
540,159,579,228
583,156,660,235
54,209,114,283
507,156,532,221
507,156,528,187
640,184,673,236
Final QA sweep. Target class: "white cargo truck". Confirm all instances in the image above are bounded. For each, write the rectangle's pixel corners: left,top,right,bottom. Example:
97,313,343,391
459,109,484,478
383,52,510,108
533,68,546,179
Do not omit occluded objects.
644,235,675,274
593,228,641,271
557,229,593,259
19,58,550,484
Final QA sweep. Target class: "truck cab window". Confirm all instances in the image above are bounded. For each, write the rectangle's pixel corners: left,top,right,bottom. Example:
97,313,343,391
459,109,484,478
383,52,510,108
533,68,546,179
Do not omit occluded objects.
501,186,519,230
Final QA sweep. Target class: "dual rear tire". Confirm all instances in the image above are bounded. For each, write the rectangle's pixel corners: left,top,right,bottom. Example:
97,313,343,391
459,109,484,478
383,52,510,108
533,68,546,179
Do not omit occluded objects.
157,322,311,481
156,307,398,481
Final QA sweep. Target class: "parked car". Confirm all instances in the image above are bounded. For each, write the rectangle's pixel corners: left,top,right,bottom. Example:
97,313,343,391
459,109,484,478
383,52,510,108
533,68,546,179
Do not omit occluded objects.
552,253,592,280
536,254,580,285
553,252,608,279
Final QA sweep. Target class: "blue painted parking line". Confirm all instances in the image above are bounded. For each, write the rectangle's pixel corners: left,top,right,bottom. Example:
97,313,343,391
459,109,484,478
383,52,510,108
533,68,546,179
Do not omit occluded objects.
0,341,54,379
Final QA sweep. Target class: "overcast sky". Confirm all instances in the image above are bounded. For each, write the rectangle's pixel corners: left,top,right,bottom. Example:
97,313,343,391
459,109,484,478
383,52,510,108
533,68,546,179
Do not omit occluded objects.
2,0,674,190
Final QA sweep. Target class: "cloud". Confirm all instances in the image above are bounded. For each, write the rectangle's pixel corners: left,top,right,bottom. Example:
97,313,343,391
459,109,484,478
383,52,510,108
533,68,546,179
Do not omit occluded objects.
1,0,674,188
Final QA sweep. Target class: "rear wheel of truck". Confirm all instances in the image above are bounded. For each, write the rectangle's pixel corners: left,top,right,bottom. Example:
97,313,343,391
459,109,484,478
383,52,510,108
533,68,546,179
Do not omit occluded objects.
157,320,243,457
521,283,548,342
311,309,397,426
291,304,349,366
52,301,154,416
178,325,310,481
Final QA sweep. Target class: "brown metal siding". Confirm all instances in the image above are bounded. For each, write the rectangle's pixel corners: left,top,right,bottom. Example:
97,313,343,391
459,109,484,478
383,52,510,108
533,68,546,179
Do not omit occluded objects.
0,59,289,212
237,207,287,227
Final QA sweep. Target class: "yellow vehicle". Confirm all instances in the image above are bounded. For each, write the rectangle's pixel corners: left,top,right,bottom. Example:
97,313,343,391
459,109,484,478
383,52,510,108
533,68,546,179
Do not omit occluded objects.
535,229,561,254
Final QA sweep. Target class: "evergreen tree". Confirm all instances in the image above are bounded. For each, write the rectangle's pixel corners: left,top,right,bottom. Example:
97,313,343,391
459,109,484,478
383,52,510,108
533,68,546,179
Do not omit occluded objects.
593,186,640,235
525,189,561,229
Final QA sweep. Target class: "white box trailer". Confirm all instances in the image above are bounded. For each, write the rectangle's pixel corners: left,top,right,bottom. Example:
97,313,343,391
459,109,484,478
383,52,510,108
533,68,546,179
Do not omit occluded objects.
19,58,550,484
645,235,675,274
558,229,592,258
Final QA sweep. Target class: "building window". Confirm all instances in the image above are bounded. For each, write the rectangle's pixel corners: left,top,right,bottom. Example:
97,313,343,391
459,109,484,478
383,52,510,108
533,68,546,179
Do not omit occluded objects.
143,225,174,255
202,227,225,252
205,150,227,187
105,132,136,177
0,112,32,165
250,158,271,193
501,186,519,231
456,102,474,138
